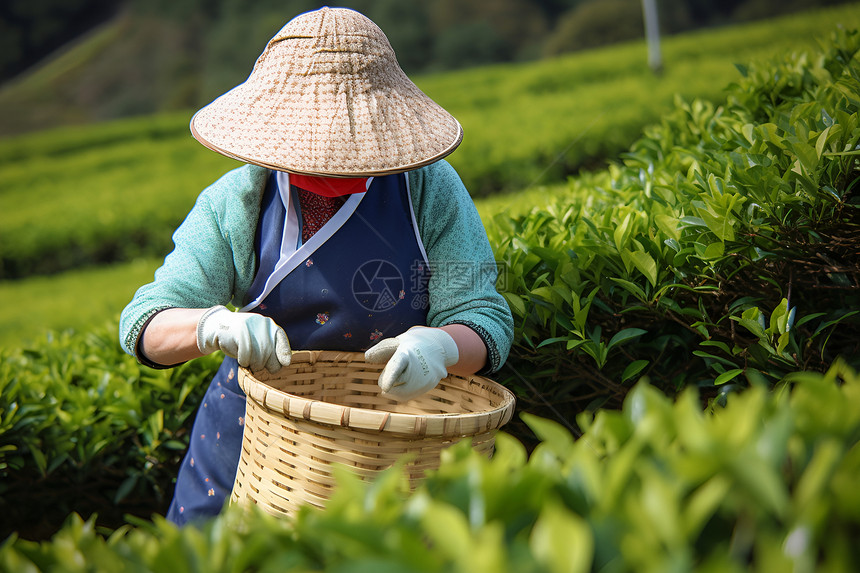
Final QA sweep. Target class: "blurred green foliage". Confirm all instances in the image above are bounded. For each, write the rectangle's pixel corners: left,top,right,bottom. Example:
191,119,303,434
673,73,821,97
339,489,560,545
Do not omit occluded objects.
0,257,161,347
0,113,238,279
4,0,855,83
3,361,860,570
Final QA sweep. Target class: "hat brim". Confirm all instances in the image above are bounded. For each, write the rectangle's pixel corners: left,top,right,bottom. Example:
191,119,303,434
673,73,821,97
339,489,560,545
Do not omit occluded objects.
190,95,463,177
189,8,464,177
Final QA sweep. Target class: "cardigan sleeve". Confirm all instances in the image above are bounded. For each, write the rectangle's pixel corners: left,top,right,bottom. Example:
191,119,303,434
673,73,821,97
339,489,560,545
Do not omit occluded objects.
118,164,268,359
408,160,514,374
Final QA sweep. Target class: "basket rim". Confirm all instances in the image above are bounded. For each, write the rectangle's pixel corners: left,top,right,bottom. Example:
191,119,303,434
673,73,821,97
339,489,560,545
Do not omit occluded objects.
238,350,516,438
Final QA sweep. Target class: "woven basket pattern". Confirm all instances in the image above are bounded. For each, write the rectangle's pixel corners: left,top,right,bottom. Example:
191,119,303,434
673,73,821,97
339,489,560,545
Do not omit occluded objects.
231,350,515,517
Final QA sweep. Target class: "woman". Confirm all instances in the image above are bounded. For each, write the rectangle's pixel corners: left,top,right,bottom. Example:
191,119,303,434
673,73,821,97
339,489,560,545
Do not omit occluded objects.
119,7,513,526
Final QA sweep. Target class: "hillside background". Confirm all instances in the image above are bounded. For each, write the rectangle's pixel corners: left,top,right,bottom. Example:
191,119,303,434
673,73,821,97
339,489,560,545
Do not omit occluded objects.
0,0,854,136
1,1,858,345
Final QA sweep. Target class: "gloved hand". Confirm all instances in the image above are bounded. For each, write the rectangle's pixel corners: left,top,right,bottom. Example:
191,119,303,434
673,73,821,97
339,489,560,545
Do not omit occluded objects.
197,306,292,373
365,327,459,401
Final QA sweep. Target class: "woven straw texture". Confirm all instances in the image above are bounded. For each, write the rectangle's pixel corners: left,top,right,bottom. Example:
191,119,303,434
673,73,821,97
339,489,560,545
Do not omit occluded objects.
191,7,463,176
231,350,516,517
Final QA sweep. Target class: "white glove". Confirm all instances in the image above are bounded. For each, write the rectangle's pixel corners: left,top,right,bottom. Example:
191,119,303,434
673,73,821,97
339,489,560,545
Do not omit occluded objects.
197,306,292,373
365,327,459,401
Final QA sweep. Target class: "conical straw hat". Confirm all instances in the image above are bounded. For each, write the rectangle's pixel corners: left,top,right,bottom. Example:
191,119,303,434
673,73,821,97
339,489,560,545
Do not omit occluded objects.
190,7,463,176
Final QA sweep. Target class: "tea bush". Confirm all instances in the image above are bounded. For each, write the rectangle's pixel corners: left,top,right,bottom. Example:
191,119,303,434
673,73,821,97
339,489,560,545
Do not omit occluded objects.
491,27,860,421
3,361,859,571
0,324,220,540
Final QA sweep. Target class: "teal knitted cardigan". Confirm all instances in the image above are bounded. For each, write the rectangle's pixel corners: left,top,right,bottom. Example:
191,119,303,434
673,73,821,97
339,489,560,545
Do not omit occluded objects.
119,160,513,373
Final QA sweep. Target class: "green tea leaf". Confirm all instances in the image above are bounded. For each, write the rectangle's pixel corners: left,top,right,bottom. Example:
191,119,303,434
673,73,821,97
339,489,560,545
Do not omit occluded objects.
420,500,473,562
655,214,681,241
680,216,708,228
614,212,634,251
699,241,724,260
683,476,731,537
609,278,647,300
622,360,649,382
790,139,819,173
30,446,48,477
714,369,744,385
626,250,658,286
502,292,526,317
530,503,593,573
115,475,139,503
537,337,568,348
700,340,732,354
814,125,833,157
607,328,647,351
522,413,575,455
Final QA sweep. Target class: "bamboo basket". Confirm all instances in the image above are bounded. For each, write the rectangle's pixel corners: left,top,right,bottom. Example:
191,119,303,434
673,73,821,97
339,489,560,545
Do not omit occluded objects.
231,350,516,517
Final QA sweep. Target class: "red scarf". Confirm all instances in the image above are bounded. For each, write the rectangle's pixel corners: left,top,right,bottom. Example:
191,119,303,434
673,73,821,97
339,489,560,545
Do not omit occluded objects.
289,174,368,197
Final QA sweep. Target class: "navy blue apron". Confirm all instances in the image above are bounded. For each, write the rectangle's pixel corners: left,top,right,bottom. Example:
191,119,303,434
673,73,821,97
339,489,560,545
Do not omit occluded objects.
166,172,429,525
